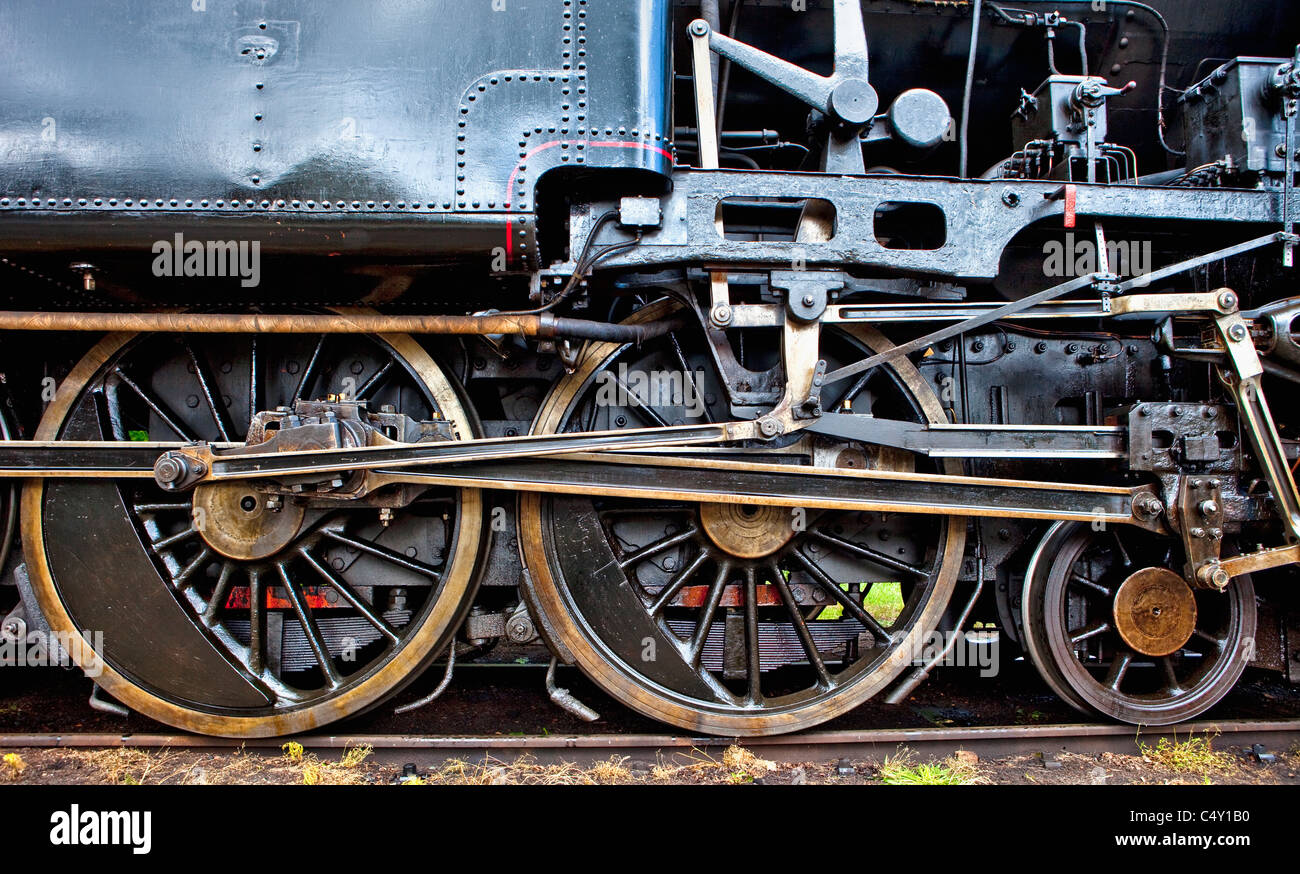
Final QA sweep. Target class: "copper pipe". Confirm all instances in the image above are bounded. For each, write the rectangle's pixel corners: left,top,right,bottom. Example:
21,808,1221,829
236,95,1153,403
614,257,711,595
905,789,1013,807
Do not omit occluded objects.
0,310,681,342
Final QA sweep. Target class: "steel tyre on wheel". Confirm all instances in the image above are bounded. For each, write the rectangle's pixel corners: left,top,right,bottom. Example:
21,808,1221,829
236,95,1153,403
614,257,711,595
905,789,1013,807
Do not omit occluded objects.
520,299,965,736
23,322,484,737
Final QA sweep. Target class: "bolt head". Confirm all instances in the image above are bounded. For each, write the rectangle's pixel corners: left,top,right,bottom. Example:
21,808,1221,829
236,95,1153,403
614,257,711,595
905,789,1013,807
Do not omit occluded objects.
155,456,182,484
828,79,879,126
1201,566,1230,589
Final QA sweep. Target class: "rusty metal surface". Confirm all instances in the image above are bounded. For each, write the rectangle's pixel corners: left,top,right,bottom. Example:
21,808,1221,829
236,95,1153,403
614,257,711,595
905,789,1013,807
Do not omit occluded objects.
1112,567,1198,657
3,718,1298,765
0,310,676,342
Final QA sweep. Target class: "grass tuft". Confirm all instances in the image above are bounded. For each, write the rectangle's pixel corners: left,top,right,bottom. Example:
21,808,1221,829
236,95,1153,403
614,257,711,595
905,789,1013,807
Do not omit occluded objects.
1139,732,1234,775
878,750,981,785
3,752,26,781
340,744,373,769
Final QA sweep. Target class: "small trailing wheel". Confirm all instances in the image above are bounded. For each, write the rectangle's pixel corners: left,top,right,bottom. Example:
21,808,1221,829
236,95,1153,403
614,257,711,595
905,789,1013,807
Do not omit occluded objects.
23,322,484,737
520,300,965,736
1022,521,1255,725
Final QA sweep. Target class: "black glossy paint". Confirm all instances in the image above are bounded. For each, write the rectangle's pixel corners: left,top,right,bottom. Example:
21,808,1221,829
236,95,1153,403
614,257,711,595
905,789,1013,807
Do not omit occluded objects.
0,0,673,268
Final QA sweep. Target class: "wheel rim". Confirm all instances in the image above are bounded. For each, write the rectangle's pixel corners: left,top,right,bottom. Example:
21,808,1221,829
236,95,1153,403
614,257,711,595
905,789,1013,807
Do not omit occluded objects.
23,322,484,737
1026,522,1254,725
520,300,964,736
1021,522,1095,715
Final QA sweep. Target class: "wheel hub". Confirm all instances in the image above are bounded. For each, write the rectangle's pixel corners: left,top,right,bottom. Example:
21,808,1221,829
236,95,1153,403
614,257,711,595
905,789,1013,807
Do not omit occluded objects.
699,501,796,559
192,481,307,561
1111,567,1198,657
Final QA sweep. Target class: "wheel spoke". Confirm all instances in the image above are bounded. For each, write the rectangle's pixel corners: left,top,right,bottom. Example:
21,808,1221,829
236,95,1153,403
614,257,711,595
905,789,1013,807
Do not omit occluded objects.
1111,528,1133,567
1159,656,1181,692
648,551,708,616
203,562,236,619
839,367,881,409
321,529,442,580
1069,620,1110,645
174,547,212,588
743,566,762,703
354,358,396,401
616,525,698,570
276,563,342,688
689,562,731,665
247,336,260,439
184,341,234,441
1193,628,1224,650
791,549,892,643
112,367,199,441
152,526,199,551
614,372,671,428
809,528,927,579
1104,650,1134,690
300,547,400,644
1068,572,1112,599
294,335,327,401
248,568,266,675
668,333,714,424
771,561,832,688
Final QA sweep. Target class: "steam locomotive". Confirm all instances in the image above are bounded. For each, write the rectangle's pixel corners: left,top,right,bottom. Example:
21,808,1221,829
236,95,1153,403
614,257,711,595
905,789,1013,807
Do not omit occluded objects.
0,0,1297,737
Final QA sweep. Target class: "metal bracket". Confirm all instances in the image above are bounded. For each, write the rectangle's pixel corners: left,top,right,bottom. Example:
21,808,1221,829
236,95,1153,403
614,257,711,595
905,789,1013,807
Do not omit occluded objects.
1175,477,1228,589
1127,403,1237,473
773,271,839,323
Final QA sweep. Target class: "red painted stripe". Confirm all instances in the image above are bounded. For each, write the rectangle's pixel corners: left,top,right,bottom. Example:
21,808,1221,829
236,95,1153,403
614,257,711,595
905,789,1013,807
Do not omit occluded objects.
1063,184,1077,229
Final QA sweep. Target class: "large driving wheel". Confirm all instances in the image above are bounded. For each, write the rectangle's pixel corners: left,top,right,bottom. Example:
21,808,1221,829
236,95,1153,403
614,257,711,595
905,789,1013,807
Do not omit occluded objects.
520,300,965,736
22,322,484,737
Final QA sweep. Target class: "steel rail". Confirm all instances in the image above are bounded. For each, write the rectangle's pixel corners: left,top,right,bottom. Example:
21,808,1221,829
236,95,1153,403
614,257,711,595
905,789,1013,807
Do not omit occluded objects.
2,719,1296,764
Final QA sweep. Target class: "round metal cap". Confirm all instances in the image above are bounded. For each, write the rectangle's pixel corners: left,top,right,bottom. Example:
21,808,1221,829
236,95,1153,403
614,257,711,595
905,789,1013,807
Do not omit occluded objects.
1112,567,1198,657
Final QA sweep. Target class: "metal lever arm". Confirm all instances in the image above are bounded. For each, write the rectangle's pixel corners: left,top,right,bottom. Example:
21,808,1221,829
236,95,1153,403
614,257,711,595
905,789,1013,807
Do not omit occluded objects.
690,0,875,173
696,0,873,123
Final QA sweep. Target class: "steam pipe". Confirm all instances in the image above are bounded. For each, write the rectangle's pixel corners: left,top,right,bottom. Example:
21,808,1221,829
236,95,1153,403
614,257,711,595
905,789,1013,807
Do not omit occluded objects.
0,310,687,344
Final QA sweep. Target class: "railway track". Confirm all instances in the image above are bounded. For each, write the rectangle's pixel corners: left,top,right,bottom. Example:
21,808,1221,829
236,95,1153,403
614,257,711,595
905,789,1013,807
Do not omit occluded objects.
3,718,1297,767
